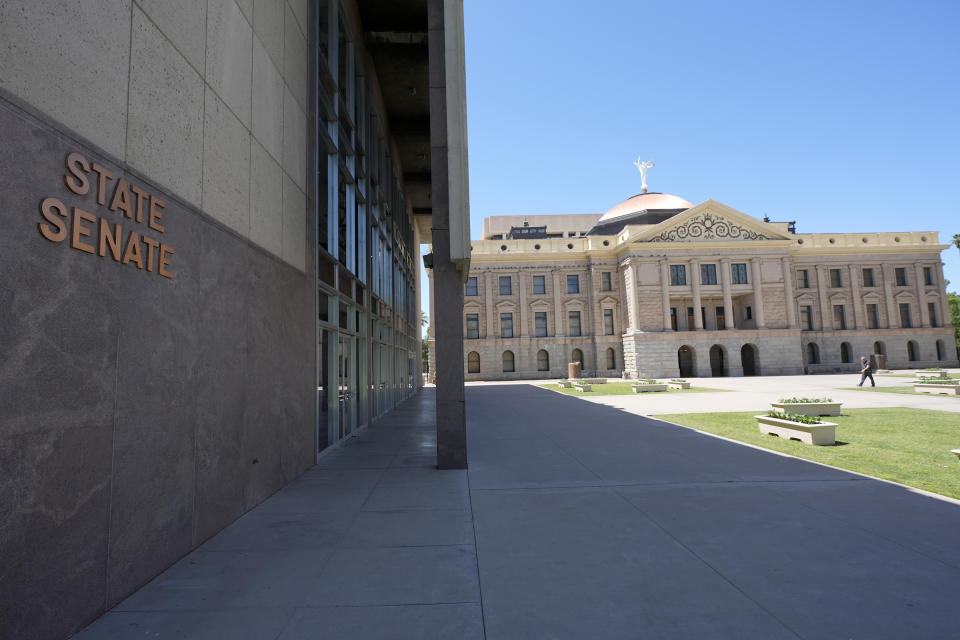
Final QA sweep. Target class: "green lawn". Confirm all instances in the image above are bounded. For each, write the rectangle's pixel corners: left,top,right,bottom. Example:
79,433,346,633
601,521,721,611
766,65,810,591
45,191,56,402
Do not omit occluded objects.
540,381,727,396
880,372,960,379
653,408,960,500
843,386,960,398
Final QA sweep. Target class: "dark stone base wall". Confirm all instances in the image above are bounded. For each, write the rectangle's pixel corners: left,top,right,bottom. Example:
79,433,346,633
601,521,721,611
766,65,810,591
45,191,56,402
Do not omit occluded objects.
0,95,316,640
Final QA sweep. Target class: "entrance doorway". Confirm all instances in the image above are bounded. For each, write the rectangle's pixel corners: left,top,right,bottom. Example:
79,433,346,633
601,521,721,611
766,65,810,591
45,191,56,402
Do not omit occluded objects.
709,345,726,377
740,344,758,376
338,334,357,441
678,346,696,377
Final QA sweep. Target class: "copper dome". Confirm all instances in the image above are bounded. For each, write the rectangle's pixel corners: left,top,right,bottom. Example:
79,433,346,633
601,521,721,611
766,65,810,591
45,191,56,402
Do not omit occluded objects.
599,192,694,223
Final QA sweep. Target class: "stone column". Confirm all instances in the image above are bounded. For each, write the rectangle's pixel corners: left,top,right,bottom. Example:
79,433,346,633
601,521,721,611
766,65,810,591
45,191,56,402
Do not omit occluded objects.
849,264,864,329
659,259,672,331
553,270,564,335
624,260,639,332
517,270,527,336
936,261,949,326
750,257,766,329
781,257,797,329
429,0,468,468
427,268,436,338
882,264,898,328
484,272,495,337
690,258,703,330
815,265,831,330
915,263,930,327
720,258,735,329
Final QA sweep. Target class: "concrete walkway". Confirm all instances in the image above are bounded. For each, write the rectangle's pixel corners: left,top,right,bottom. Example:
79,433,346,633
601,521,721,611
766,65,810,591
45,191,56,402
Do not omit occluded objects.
77,385,960,639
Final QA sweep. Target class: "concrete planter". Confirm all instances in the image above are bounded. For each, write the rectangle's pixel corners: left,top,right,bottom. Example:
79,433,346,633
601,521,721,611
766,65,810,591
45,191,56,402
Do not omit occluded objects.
769,402,842,417
557,381,573,388
581,378,607,385
915,370,949,379
756,415,838,446
574,383,592,392
667,381,691,390
952,449,960,462
914,383,960,396
632,383,668,393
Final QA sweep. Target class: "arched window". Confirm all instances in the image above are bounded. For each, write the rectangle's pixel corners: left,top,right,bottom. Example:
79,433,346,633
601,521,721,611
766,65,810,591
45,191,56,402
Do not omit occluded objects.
806,342,820,365
873,341,885,355
467,351,480,374
537,349,549,372
840,342,852,364
572,348,584,366
502,350,515,372
606,348,616,370
936,339,945,361
907,340,918,362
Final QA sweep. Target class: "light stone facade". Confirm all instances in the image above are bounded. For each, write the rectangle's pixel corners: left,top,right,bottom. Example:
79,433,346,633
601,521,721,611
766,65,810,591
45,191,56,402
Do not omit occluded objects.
431,198,959,380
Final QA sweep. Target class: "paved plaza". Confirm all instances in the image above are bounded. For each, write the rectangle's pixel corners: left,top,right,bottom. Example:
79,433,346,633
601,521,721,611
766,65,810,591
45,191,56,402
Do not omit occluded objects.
77,377,960,639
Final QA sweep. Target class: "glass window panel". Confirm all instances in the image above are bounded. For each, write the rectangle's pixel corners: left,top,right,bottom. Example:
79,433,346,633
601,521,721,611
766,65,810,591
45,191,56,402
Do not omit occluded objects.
700,264,717,285
731,263,749,284
533,275,546,294
567,274,579,294
465,277,478,296
568,311,581,336
499,276,512,295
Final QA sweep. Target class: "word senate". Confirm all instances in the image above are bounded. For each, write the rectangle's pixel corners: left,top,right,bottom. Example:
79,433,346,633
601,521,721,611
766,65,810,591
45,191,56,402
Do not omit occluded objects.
37,152,175,278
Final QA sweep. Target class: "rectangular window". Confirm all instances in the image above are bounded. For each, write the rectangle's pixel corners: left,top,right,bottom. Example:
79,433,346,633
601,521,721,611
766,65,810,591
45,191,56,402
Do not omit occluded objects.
670,307,678,331
500,313,513,338
862,268,875,288
568,311,581,336
899,303,912,328
833,304,846,329
700,263,717,285
715,306,726,330
533,275,546,295
670,264,687,286
928,302,938,327
535,311,547,337
866,304,879,329
731,263,749,285
798,269,810,289
686,306,695,330
800,305,813,330
601,271,612,291
603,309,615,335
924,266,934,286
829,268,842,288
745,306,753,321
895,267,907,287
499,275,512,295
465,276,478,296
566,274,579,294
466,314,479,339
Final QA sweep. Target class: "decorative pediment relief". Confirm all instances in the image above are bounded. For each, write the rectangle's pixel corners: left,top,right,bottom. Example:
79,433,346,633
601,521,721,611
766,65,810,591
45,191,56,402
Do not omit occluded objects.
893,290,915,301
828,291,850,302
647,211,771,242
495,300,516,310
627,200,793,244
463,301,482,311
563,298,586,309
529,299,551,311
598,296,619,306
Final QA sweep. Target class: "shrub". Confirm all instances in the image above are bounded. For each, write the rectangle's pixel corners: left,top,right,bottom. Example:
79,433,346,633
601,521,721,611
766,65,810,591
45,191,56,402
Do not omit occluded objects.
916,378,959,385
767,410,824,425
670,379,687,383
777,397,832,404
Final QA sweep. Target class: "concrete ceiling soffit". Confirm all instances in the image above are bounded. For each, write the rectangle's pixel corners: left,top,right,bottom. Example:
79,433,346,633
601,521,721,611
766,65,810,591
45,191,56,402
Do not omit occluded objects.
627,200,795,244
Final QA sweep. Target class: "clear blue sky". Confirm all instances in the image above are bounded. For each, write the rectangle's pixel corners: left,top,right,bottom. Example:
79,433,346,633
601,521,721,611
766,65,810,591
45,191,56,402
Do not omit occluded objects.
422,0,960,332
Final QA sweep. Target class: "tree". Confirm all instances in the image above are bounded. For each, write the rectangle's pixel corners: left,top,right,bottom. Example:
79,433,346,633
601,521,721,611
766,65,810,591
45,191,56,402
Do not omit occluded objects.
953,233,960,255
948,292,960,355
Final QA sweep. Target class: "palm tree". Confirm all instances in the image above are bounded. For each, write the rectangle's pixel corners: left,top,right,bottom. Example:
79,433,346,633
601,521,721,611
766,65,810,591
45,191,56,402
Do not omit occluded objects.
953,233,960,256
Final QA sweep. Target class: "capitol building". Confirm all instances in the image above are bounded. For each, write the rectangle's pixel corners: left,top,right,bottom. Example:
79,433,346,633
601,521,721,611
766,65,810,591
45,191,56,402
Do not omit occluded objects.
429,182,958,380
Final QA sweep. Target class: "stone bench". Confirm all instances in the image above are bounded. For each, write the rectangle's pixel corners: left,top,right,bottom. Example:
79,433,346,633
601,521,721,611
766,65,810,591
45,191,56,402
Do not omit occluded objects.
756,414,837,446
632,383,667,393
574,383,592,392
914,383,960,396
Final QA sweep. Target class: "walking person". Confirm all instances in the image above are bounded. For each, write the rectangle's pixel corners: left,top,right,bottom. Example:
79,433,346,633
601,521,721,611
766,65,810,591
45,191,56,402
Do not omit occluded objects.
858,356,875,387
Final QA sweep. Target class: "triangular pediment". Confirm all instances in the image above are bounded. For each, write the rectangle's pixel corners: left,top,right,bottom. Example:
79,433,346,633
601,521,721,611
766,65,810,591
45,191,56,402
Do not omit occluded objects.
627,200,794,244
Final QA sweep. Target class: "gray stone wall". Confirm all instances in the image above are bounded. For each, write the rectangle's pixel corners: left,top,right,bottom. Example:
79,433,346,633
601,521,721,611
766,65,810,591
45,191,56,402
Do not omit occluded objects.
0,0,310,270
0,93,315,640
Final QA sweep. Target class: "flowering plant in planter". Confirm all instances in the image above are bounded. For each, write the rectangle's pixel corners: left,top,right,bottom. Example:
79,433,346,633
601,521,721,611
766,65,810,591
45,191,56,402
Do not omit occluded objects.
767,410,825,425
778,397,832,404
